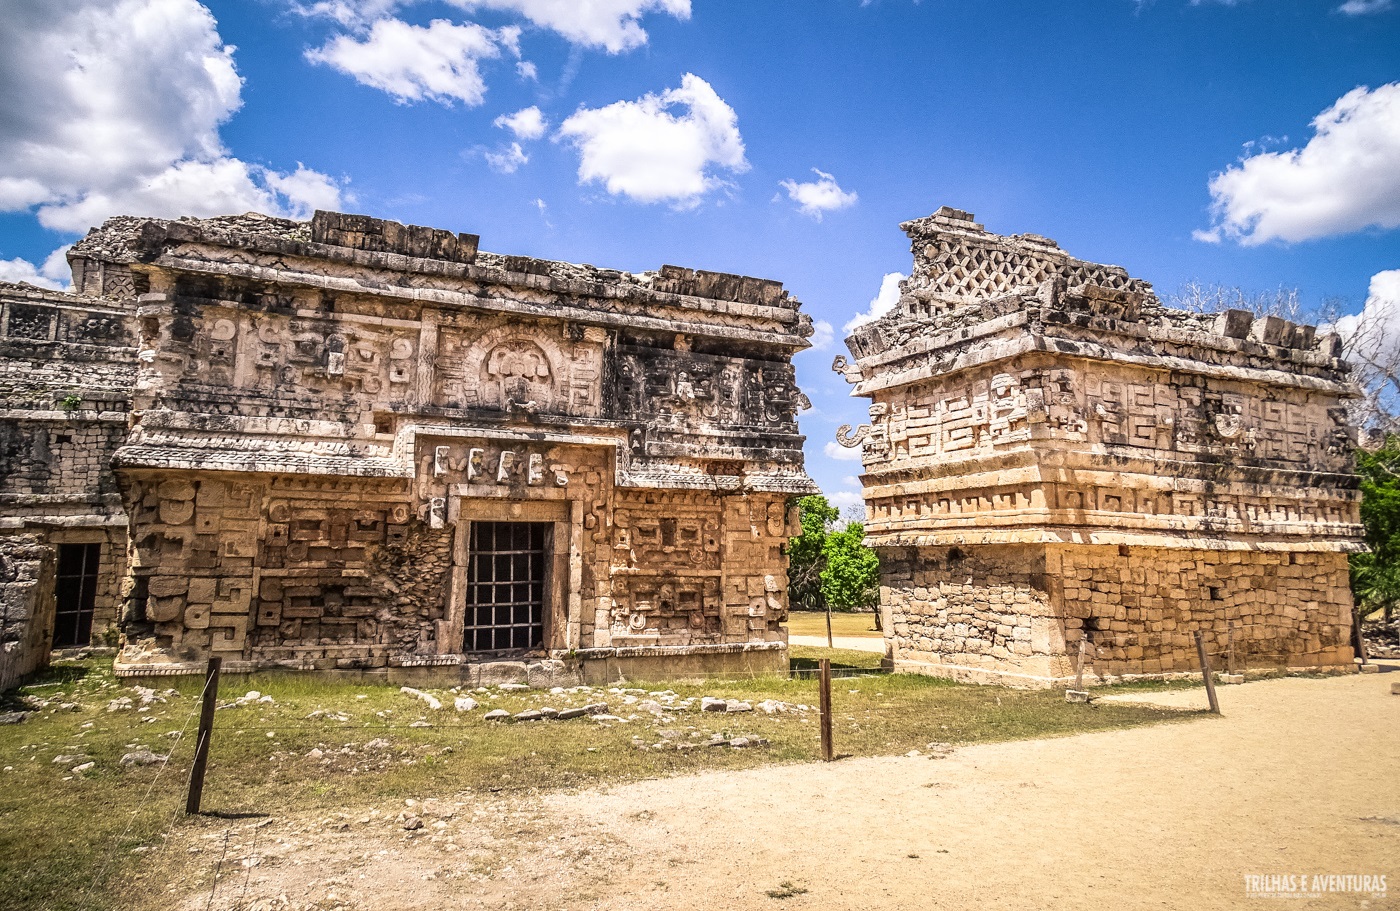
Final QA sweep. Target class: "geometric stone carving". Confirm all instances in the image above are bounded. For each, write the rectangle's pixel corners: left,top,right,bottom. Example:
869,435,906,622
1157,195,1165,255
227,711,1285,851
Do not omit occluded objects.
846,207,1364,686
31,208,820,679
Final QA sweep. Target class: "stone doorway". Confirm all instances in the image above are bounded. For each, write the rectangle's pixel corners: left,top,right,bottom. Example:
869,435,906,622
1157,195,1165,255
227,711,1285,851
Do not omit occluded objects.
53,542,100,648
463,521,550,652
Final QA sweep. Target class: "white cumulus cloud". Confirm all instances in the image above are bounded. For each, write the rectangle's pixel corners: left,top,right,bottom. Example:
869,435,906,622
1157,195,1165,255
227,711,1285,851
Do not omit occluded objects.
1337,0,1392,13
0,0,344,235
263,164,347,216
809,319,835,351
290,0,403,27
779,168,858,220
557,73,747,207
36,160,343,234
448,0,690,53
306,18,505,105
823,440,865,462
843,272,905,334
484,142,529,173
495,105,548,139
1334,269,1400,361
0,246,73,292
1197,82,1400,245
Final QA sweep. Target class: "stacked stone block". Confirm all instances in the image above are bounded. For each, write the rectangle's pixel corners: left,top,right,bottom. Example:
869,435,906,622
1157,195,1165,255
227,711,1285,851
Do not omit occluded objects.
0,536,55,690
37,209,818,680
0,282,136,649
840,207,1364,686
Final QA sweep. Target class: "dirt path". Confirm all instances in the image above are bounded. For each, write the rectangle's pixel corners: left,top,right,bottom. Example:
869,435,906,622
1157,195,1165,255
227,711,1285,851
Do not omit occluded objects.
159,667,1399,911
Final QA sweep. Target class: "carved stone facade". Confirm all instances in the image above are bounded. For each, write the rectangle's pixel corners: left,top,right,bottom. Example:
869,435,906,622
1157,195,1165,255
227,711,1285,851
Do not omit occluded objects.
1,209,815,683
1,283,136,651
838,207,1363,686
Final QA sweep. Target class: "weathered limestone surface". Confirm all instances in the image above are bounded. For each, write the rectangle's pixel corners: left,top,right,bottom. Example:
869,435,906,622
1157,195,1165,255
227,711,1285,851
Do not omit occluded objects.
0,282,136,645
0,209,815,680
838,207,1364,686
0,536,55,691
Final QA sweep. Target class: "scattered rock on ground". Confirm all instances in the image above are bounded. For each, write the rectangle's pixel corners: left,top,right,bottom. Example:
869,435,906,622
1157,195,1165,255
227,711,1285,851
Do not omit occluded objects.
400,687,443,711
420,799,455,818
119,749,167,767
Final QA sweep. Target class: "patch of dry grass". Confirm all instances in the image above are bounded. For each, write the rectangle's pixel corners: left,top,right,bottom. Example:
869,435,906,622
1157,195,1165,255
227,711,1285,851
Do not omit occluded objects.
0,657,1192,911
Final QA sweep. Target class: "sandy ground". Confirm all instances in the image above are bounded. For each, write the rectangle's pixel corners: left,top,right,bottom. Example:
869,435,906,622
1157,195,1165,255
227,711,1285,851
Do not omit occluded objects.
155,665,1399,911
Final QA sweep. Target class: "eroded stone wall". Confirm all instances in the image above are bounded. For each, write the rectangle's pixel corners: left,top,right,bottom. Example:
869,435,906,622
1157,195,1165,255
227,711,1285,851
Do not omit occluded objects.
0,283,136,645
882,544,1354,685
40,209,817,679
844,207,1364,686
0,536,55,690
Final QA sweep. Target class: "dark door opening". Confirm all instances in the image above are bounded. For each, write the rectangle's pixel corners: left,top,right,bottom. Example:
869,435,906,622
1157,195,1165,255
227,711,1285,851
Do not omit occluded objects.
464,521,548,652
53,543,100,648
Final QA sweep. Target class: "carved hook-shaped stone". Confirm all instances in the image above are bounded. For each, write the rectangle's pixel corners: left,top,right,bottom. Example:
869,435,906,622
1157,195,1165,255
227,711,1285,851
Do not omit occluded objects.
835,424,870,448
831,355,863,385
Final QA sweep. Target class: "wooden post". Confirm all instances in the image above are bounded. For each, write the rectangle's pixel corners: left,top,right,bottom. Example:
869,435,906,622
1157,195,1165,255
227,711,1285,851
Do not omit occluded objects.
1226,623,1237,677
1073,638,1088,691
1351,608,1369,666
1194,631,1220,715
818,658,834,762
825,603,834,650
185,656,222,815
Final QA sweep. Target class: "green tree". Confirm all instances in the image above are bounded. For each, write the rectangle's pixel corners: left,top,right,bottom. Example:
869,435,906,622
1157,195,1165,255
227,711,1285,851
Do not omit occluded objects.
786,495,838,611
785,494,881,615
1352,439,1400,626
819,521,881,611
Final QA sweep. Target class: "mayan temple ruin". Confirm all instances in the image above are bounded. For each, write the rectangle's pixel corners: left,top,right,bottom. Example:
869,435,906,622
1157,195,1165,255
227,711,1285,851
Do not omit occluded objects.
836,207,1365,686
0,210,817,686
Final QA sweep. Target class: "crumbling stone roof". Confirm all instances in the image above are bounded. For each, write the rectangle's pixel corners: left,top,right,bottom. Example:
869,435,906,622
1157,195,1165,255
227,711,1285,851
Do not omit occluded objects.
898,206,1156,305
843,208,1345,389
71,210,800,317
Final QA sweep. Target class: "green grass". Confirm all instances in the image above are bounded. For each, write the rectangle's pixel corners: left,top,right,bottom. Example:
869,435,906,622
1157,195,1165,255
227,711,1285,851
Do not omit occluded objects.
788,644,885,671
0,657,1196,911
786,610,882,638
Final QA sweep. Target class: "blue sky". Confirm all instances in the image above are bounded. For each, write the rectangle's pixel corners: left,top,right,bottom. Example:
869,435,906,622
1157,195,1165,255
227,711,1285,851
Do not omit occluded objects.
2,0,1398,510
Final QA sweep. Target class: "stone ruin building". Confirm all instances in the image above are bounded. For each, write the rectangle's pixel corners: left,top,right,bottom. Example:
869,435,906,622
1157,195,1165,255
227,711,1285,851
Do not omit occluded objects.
835,207,1364,686
1,210,817,686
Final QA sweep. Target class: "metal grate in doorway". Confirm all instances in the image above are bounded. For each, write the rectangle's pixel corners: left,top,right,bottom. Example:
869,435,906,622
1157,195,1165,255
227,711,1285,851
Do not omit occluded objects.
463,521,548,652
